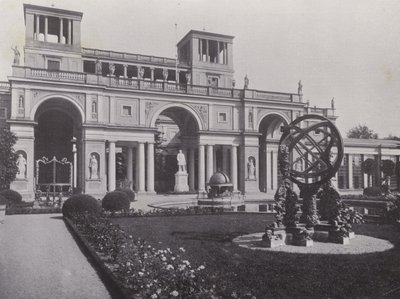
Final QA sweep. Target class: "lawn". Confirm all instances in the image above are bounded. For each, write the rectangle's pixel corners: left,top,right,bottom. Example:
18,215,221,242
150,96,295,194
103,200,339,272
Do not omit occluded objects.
114,214,400,298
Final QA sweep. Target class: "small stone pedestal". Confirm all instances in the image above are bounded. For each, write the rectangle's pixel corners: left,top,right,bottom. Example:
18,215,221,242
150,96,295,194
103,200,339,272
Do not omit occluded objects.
174,171,189,192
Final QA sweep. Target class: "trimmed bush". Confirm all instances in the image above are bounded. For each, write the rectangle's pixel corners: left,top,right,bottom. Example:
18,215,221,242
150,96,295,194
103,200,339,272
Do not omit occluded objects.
102,191,130,212
0,189,22,206
363,186,382,197
115,188,136,202
0,195,7,205
62,194,100,217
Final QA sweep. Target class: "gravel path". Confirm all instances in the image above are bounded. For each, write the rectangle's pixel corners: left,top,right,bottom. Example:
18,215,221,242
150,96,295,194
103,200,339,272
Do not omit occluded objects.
0,214,111,299
233,232,395,254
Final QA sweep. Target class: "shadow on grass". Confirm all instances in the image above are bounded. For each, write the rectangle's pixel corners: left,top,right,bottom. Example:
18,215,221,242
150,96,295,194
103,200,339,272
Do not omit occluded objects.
114,215,400,298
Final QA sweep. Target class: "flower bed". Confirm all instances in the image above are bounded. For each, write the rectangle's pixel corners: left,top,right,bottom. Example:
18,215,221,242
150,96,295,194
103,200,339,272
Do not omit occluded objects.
66,213,255,298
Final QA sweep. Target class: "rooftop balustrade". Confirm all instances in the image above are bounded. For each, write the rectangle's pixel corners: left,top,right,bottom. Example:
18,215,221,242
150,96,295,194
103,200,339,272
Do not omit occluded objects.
11,66,303,103
82,48,180,66
0,81,11,90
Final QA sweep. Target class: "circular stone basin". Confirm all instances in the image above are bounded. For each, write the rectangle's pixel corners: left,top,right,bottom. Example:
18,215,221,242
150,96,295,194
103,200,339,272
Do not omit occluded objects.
233,232,394,255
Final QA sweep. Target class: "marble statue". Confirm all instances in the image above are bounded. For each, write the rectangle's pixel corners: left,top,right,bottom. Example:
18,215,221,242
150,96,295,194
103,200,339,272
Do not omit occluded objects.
163,69,168,81
11,46,20,66
177,150,186,172
298,80,303,95
185,73,191,84
16,154,26,179
244,75,249,89
89,154,98,179
109,63,115,76
247,157,256,180
138,67,144,79
331,97,335,109
95,59,102,74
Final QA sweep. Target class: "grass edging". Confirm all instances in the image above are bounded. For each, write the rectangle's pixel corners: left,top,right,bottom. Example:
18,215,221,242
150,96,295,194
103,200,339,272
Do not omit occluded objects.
63,216,130,299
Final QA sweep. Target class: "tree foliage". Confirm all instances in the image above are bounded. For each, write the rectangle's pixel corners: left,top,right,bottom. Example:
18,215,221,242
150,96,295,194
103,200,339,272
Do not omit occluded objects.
381,159,395,178
347,124,378,139
362,158,377,176
0,127,18,190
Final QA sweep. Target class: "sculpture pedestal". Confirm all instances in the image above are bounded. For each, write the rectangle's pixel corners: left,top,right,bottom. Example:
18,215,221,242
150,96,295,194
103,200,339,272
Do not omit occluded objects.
174,171,189,193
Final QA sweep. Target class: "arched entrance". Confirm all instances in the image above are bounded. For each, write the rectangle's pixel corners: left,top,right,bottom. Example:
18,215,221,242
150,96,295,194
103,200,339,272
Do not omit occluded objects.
34,98,83,194
154,106,199,193
258,113,288,192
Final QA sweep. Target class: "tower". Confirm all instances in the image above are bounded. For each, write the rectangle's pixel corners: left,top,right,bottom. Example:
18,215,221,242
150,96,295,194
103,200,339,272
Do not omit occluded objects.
23,4,83,72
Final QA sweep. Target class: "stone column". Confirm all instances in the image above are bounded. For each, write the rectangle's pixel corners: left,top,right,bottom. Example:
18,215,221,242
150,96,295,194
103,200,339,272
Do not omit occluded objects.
146,142,155,193
127,147,133,185
123,64,128,78
176,70,180,83
266,150,272,190
198,145,205,192
108,141,116,191
68,19,72,44
44,17,48,42
150,68,155,81
189,148,195,191
272,150,278,190
36,15,40,40
213,146,217,172
231,145,238,191
138,142,145,192
348,154,353,189
59,18,63,43
362,155,368,188
72,142,77,188
222,146,229,174
206,145,214,182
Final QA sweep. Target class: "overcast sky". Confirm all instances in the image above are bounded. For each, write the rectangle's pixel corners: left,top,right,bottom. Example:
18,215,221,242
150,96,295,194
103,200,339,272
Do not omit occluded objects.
1,0,399,138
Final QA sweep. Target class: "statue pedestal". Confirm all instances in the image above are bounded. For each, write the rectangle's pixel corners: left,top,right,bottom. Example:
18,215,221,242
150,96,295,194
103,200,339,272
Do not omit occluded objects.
174,171,189,193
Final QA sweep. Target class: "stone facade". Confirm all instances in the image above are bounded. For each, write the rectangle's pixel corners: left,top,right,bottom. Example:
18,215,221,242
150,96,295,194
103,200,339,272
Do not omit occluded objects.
1,4,399,200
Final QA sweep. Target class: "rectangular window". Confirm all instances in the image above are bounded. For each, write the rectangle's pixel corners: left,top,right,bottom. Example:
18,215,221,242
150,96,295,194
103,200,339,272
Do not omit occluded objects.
218,112,227,123
122,105,132,116
47,60,60,71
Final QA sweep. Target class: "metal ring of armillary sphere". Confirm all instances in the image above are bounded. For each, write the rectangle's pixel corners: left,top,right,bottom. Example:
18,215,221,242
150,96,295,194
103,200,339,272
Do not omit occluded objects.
279,114,344,189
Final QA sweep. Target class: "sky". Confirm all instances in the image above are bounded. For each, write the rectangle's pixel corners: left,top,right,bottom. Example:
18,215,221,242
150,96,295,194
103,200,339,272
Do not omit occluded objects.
0,0,399,138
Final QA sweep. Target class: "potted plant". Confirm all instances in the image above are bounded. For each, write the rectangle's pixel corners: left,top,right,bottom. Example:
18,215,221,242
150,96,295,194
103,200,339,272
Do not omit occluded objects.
0,195,7,224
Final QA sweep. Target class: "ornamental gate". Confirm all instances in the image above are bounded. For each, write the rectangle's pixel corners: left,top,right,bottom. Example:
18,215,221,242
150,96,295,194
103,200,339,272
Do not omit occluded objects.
35,156,73,201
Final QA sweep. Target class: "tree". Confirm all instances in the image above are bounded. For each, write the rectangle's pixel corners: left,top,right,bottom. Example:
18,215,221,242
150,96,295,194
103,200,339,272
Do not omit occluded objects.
0,127,18,190
347,125,378,139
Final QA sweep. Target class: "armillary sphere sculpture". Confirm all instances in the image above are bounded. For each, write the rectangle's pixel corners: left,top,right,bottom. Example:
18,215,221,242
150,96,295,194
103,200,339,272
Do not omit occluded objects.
279,114,344,227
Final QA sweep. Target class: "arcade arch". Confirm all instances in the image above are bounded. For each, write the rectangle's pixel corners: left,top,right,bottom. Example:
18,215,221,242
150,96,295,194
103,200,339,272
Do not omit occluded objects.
258,113,289,192
34,98,83,192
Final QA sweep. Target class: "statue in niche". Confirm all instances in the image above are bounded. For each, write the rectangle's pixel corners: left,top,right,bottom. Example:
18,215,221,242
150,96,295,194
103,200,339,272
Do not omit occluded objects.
298,80,303,95
247,156,256,180
11,46,20,65
244,75,249,89
248,111,253,128
185,72,191,85
89,154,98,179
91,101,97,113
16,153,26,179
95,59,102,74
232,79,236,88
138,67,144,79
163,69,168,81
18,95,24,109
177,150,186,173
109,63,115,76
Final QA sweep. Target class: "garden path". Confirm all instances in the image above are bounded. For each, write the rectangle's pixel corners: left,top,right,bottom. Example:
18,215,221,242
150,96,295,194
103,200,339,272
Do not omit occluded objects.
0,214,111,299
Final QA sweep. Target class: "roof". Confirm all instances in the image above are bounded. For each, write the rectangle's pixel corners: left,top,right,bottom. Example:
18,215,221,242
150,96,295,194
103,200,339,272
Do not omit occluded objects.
177,30,234,47
343,138,400,149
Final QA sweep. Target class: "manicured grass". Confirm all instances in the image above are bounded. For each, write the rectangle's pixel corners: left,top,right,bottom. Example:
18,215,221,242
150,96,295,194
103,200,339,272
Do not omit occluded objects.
114,214,400,298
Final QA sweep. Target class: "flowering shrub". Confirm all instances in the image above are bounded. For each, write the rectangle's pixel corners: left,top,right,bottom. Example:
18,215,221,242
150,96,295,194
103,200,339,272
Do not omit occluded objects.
102,191,130,212
62,194,100,217
110,206,228,218
69,213,254,298
363,186,382,197
385,193,400,223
